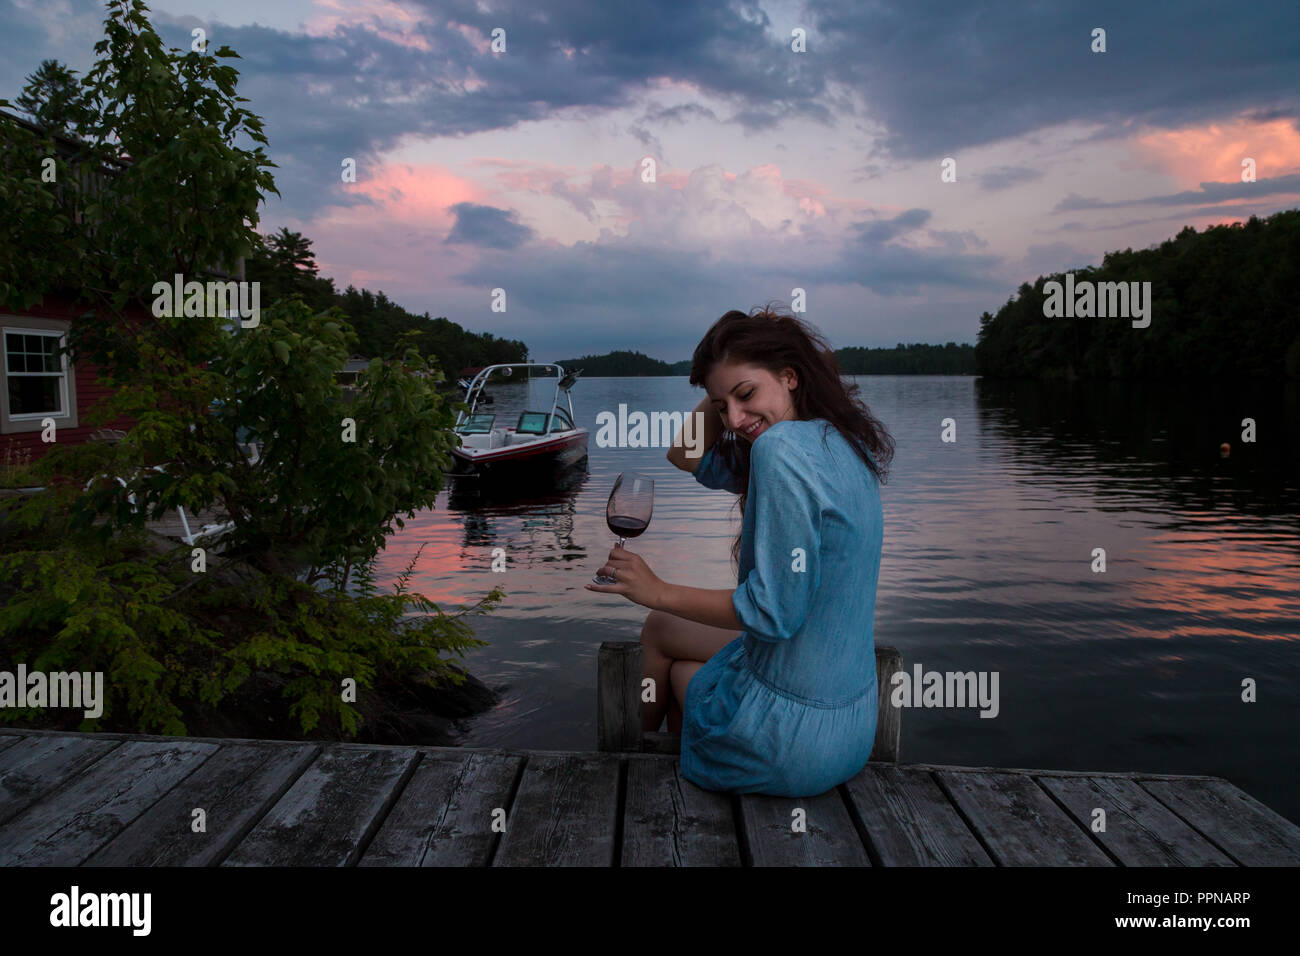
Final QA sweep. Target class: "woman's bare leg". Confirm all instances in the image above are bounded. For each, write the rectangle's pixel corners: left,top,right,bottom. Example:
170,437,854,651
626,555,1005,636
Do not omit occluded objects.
640,613,674,732
639,609,738,732
668,660,705,732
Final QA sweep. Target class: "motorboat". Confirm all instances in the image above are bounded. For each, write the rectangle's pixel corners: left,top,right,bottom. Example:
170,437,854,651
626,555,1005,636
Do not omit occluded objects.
449,364,588,478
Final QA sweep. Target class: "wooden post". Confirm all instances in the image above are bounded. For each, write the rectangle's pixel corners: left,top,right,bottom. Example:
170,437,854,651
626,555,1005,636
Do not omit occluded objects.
597,641,643,752
871,645,902,763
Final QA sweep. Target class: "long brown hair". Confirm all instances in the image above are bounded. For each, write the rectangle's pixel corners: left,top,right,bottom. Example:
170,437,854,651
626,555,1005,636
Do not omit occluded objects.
689,304,895,568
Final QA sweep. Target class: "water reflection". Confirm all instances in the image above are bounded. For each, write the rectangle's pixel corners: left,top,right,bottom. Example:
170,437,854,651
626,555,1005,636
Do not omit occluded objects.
447,464,588,555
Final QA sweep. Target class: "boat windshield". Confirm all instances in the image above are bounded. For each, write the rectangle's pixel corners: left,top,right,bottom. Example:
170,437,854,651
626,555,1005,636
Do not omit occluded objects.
516,411,552,435
458,412,496,434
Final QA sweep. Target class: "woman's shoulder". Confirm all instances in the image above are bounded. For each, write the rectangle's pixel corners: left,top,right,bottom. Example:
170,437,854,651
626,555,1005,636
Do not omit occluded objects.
750,419,836,481
759,418,876,474
757,418,837,457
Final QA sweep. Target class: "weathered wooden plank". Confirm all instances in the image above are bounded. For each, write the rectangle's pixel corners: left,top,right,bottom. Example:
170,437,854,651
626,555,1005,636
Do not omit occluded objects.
1039,775,1236,866
935,770,1114,866
0,734,121,826
739,788,870,866
904,762,1222,781
493,754,620,866
842,764,993,866
360,751,523,867
0,739,217,865
597,641,643,752
222,746,418,867
0,735,20,755
84,742,319,866
621,758,740,866
1139,777,1300,866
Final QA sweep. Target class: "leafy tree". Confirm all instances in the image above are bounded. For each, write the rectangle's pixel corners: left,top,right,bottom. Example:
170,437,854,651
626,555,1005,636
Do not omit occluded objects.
0,0,501,738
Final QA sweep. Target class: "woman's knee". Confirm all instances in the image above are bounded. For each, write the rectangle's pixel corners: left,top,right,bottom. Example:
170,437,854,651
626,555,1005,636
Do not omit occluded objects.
640,609,668,656
642,610,737,664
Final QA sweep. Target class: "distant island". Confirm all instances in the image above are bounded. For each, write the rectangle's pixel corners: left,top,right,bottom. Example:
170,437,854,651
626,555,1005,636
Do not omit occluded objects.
554,343,976,376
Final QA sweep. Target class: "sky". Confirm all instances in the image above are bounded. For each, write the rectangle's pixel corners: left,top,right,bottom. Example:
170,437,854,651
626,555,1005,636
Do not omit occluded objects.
3,0,1298,363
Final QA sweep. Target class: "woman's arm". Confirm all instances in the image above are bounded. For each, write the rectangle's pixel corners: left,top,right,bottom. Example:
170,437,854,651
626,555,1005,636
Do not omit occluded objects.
654,582,742,630
587,548,741,630
666,395,723,473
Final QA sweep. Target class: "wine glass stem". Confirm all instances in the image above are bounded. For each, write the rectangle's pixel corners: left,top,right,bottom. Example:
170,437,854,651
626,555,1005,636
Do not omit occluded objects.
616,536,627,549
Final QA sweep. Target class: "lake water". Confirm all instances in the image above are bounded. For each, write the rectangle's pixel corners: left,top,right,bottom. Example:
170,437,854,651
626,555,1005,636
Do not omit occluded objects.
369,374,1300,825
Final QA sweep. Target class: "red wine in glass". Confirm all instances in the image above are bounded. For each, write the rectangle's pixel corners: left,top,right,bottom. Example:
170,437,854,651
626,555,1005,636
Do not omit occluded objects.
607,515,648,537
593,473,653,584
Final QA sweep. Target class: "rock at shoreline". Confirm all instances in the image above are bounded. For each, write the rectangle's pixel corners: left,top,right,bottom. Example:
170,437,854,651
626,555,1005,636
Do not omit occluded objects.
353,664,503,747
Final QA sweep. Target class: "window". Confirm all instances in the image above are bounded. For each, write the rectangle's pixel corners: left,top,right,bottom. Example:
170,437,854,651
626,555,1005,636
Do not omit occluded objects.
5,330,68,418
0,317,79,433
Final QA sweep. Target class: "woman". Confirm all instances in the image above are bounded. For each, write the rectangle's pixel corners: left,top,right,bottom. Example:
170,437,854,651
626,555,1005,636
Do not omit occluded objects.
586,305,893,796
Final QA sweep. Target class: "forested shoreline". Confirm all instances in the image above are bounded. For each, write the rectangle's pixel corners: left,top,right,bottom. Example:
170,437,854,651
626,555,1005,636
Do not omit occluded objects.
554,343,976,376
975,210,1300,380
246,229,529,375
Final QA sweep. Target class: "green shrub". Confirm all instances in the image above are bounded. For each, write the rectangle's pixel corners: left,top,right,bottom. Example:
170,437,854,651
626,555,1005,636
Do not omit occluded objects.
0,506,500,736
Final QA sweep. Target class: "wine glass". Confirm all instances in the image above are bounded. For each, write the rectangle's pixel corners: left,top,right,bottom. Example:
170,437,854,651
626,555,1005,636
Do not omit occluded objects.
592,472,654,584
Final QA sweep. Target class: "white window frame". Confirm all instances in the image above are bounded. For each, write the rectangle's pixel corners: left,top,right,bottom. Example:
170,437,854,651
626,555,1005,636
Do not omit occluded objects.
0,316,79,433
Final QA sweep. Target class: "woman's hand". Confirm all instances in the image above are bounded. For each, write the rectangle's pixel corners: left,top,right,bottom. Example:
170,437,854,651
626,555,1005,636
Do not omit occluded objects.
585,544,666,608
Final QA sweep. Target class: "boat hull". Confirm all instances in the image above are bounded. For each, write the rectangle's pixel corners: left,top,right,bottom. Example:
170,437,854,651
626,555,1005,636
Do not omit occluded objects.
450,429,589,479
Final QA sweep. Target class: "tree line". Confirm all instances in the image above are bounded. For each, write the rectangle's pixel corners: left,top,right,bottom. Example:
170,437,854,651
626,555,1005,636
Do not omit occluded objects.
975,210,1300,380
245,228,528,376
555,343,976,376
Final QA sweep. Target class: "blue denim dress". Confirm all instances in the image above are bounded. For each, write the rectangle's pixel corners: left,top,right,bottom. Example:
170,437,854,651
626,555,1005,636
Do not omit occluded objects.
680,418,883,796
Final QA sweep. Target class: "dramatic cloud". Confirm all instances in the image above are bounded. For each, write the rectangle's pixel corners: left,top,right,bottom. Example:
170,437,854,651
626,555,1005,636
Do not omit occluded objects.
851,209,931,244
807,0,1300,159
445,202,536,249
128,0,842,214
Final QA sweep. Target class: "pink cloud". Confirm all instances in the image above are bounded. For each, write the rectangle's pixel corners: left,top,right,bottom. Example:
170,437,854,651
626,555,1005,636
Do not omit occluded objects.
1132,117,1300,187
345,162,486,222
465,157,897,240
303,0,433,51
447,21,491,56
468,158,587,194
288,162,489,296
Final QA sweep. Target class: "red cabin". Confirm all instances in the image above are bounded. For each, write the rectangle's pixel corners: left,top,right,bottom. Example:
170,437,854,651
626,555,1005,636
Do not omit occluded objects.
0,296,139,462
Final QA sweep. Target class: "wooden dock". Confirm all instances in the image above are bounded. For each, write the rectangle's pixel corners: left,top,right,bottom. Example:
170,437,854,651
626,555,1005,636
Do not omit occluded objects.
2,727,1297,866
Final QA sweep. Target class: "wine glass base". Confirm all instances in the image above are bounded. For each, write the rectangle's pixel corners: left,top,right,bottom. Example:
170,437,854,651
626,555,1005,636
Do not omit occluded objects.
591,573,617,585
